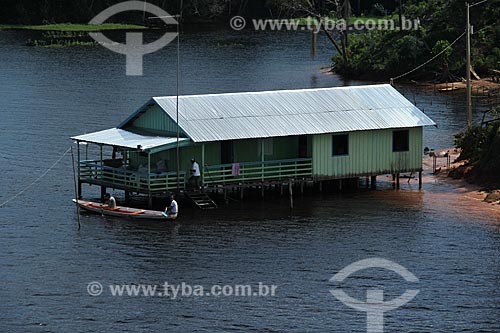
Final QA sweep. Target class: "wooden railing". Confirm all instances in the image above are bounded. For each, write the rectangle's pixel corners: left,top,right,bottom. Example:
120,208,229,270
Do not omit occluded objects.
79,160,186,193
203,158,312,186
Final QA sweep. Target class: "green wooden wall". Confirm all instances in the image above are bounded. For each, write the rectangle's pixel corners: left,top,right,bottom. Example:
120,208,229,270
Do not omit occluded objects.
129,127,424,181
126,104,179,136
312,127,423,178
233,137,302,162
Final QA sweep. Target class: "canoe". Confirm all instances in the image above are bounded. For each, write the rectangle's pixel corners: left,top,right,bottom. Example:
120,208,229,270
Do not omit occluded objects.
73,199,177,221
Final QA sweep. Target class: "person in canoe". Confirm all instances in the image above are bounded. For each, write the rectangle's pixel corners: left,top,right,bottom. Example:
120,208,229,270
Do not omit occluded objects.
104,193,117,209
163,194,178,219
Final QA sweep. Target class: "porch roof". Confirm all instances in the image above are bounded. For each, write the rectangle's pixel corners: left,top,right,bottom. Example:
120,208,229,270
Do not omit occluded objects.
71,128,189,151
126,84,435,143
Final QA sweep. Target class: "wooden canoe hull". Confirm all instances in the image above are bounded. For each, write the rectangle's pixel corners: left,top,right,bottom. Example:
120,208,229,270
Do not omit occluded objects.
73,199,176,221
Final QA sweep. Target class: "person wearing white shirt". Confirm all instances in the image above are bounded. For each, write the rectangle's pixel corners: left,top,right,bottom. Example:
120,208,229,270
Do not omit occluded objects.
190,158,201,190
164,194,178,219
104,193,117,209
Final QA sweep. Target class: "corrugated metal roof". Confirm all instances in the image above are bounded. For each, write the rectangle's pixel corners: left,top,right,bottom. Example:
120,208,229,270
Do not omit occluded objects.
149,84,435,143
71,128,188,150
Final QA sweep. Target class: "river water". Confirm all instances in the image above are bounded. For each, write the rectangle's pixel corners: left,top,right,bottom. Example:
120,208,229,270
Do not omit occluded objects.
1,28,499,332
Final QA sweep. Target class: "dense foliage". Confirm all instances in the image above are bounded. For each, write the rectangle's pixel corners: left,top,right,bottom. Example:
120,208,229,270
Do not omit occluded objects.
2,0,499,80
333,0,500,80
0,0,399,24
455,108,500,184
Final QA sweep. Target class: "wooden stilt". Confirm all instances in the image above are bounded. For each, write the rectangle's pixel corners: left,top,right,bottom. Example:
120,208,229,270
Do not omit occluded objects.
419,171,423,190
319,181,323,192
240,187,244,200
371,176,377,189
288,181,293,210
148,195,153,209
101,186,106,202
366,176,370,188
396,174,400,189
300,181,304,195
261,185,265,198
77,180,82,199
280,184,284,196
338,179,342,191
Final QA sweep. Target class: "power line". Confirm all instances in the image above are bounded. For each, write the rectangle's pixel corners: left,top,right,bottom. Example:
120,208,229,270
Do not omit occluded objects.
391,31,466,82
0,147,71,208
470,0,488,8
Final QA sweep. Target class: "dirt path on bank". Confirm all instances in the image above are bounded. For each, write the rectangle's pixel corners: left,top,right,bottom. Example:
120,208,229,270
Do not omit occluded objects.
420,148,500,212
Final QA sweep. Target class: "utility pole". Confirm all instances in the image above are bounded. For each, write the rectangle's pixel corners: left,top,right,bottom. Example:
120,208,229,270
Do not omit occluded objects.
466,2,472,127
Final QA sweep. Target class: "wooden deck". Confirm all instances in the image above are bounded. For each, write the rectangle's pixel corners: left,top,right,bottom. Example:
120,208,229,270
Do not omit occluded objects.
203,158,313,188
78,158,313,194
79,160,186,193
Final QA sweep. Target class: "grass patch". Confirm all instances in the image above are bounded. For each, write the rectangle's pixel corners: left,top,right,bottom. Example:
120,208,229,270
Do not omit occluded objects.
26,31,99,47
0,23,146,31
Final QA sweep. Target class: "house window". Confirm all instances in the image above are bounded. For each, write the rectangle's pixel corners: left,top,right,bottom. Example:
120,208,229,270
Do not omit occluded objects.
332,134,349,156
393,130,409,152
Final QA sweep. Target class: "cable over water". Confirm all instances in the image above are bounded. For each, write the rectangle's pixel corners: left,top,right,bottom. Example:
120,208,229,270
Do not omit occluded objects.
0,147,71,208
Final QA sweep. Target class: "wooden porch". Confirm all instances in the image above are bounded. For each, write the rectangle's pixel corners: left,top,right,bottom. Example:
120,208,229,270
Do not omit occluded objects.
77,157,313,195
203,158,313,188
79,160,187,194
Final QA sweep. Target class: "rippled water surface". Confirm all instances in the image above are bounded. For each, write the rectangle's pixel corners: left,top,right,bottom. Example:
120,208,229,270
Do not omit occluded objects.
1,28,499,332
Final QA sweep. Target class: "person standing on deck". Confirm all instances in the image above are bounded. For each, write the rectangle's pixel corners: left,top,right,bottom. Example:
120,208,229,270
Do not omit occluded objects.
164,194,178,219
104,193,116,209
190,158,201,190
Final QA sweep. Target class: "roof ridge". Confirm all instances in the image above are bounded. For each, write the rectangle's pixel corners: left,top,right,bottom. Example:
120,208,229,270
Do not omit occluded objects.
176,106,421,122
152,84,391,100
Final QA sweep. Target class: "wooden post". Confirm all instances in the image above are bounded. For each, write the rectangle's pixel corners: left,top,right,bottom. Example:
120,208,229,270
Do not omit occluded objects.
371,176,377,189
418,171,423,190
366,176,370,188
70,146,81,230
240,186,244,200
289,181,293,210
261,139,265,182
300,181,304,195
201,143,205,188
77,141,82,199
78,180,82,199
261,185,265,198
147,152,151,188
319,181,323,192
338,179,342,191
396,173,400,189
311,28,317,57
101,186,106,202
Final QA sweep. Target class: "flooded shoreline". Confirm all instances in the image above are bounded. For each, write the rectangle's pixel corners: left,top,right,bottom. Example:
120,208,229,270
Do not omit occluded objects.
1,28,500,332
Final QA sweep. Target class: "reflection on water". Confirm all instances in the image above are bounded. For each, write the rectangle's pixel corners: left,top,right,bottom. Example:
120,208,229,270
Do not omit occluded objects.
0,28,499,332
